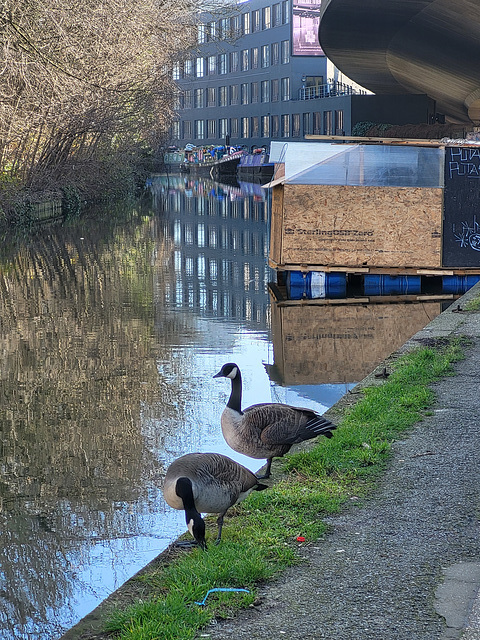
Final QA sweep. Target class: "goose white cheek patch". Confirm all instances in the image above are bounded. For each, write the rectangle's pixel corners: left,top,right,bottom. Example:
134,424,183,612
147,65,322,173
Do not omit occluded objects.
188,519,195,537
227,367,238,379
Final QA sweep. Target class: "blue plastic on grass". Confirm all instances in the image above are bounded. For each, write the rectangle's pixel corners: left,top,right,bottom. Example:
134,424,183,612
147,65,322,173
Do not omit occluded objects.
363,274,421,296
195,588,251,606
286,271,347,300
442,275,480,294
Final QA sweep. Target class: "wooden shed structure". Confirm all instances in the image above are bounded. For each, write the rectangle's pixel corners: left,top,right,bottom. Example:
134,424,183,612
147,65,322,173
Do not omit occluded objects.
267,139,480,275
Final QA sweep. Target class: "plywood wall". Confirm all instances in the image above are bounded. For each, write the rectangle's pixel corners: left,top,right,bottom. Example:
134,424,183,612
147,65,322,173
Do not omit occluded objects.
270,184,443,269
271,300,443,384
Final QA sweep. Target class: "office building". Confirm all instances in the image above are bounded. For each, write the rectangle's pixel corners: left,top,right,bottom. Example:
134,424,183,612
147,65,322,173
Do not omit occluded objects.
169,0,368,150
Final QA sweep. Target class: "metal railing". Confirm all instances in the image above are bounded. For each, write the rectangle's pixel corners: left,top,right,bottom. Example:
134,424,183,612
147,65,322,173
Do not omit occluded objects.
298,81,367,101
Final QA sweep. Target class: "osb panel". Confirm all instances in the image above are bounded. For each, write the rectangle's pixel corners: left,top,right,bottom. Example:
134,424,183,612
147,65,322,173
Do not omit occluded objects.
280,185,443,268
270,184,284,265
271,301,442,384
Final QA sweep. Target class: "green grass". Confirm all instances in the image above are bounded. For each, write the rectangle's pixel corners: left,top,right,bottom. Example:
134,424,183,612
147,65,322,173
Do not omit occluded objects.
465,294,480,311
104,339,465,640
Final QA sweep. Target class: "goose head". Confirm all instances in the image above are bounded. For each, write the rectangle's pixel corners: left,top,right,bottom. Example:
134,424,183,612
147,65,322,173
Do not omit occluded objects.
213,363,240,380
175,477,207,550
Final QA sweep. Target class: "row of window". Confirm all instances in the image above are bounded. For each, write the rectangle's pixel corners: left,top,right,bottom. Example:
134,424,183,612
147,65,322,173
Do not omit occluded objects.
197,0,290,44
173,41,290,80
177,78,291,109
172,110,345,140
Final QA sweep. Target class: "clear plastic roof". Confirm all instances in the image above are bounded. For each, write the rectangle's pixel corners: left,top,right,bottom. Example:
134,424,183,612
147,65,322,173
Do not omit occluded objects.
273,143,444,188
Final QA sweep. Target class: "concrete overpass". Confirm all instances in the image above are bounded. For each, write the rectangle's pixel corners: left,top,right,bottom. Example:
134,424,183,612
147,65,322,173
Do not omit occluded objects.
318,0,480,125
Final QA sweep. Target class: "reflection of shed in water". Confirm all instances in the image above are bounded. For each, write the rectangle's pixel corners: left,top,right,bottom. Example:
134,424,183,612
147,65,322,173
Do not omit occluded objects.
270,299,444,385
268,140,480,273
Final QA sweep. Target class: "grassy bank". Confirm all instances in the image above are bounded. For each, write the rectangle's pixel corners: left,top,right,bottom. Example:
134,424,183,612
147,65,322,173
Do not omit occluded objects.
104,339,465,640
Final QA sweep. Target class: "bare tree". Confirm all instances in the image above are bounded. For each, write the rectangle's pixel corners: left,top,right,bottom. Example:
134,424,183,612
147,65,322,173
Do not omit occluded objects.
0,0,200,205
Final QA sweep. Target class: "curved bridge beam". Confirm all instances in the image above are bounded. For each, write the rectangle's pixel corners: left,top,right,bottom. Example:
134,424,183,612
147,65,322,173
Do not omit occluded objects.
319,0,480,124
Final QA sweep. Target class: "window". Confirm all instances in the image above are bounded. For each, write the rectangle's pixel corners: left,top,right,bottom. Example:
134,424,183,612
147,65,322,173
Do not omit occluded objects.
230,85,239,105
241,49,249,71
230,51,239,72
208,55,216,75
219,86,227,107
313,112,322,134
172,62,180,80
272,115,279,137
184,90,192,109
218,53,227,74
272,78,279,102
281,77,290,101
219,18,229,39
251,82,259,103
281,40,290,64
242,12,250,34
196,57,205,77
261,80,270,103
252,116,259,137
172,121,180,138
262,6,271,29
261,115,270,137
209,21,216,40
282,0,289,23
241,83,249,105
231,118,239,137
207,119,216,138
198,24,206,43
335,110,344,134
281,114,290,137
231,15,240,37
183,121,192,139
261,45,270,68
272,42,280,65
184,59,193,76
251,47,259,69
241,117,250,138
324,110,333,135
273,3,281,26
252,9,260,32
303,112,311,135
195,120,205,139
219,118,228,138
207,87,216,107
292,113,300,137
194,88,204,108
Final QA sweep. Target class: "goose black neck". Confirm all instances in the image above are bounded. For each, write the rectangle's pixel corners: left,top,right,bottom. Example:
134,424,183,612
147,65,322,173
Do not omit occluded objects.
227,369,243,413
176,477,198,517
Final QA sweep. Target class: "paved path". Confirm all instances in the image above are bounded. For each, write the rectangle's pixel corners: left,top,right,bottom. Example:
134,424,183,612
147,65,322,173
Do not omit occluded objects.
203,284,480,640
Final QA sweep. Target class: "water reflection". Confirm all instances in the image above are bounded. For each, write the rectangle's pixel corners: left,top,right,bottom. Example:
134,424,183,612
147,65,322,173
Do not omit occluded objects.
0,176,445,639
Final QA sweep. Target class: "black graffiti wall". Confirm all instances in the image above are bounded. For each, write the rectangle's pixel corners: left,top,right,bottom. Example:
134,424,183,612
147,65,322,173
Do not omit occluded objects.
443,146,480,267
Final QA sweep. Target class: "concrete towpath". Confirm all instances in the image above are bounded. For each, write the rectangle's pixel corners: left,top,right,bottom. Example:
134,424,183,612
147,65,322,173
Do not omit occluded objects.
202,283,480,640
62,283,480,640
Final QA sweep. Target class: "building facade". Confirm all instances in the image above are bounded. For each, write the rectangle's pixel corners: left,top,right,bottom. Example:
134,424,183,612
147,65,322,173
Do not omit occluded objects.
170,0,367,150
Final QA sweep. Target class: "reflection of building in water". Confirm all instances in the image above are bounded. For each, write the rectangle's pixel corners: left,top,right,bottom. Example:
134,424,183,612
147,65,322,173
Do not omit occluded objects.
153,176,272,329
270,298,444,384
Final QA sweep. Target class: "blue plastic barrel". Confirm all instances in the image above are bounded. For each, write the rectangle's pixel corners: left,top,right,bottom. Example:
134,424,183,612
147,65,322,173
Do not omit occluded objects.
307,272,347,299
363,274,421,296
442,275,480,294
286,271,307,299
286,271,347,299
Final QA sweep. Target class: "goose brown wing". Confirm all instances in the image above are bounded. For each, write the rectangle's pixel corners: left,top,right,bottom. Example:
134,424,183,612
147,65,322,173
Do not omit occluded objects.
253,406,336,445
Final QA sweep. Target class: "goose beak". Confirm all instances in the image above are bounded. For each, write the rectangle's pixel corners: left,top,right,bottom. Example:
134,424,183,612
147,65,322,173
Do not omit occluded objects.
213,370,223,378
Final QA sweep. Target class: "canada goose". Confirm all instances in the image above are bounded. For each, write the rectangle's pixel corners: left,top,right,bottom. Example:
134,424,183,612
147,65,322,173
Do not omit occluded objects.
163,452,268,549
214,363,337,479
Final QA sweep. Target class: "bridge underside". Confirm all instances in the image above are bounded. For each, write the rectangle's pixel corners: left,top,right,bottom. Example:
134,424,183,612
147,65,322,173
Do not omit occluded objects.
318,0,480,125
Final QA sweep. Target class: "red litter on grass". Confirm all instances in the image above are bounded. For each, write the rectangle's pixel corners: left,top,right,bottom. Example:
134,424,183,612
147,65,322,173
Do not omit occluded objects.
296,536,306,542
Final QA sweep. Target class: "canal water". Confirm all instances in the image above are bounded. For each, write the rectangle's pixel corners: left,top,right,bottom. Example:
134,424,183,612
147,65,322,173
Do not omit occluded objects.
0,175,447,639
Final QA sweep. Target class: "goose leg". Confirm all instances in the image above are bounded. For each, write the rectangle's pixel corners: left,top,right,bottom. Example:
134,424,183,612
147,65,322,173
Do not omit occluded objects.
256,458,272,480
215,513,226,545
